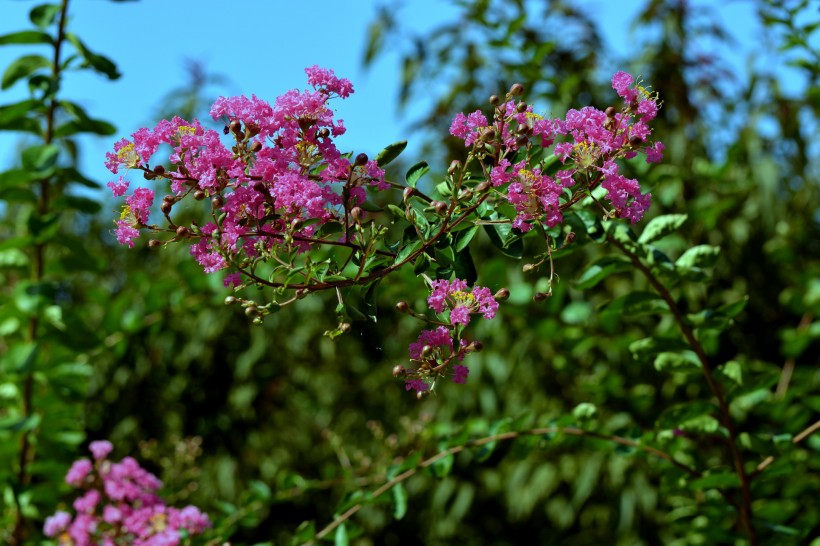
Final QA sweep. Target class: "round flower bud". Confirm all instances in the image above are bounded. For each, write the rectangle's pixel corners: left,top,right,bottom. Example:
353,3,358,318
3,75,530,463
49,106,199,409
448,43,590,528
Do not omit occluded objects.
252,317,264,325
153,165,166,175
161,200,173,214
481,127,496,141
468,340,484,352
421,345,433,358
194,190,206,200
533,291,549,303
317,128,330,139
250,141,263,153
211,195,224,210
515,135,529,148
355,152,369,166
148,239,162,248
392,365,406,378
395,301,410,313
350,207,363,221
175,226,189,238
253,182,266,194
564,231,576,245
224,296,236,305
448,160,462,176
223,125,230,135
516,101,527,113
339,322,351,333
229,120,242,136
629,136,643,147
143,170,156,180
510,83,524,96
605,106,617,118
489,94,500,105
459,189,473,201
433,201,448,215
475,180,490,193
522,263,535,273
416,391,426,400
290,218,302,231
244,305,257,317
493,288,510,300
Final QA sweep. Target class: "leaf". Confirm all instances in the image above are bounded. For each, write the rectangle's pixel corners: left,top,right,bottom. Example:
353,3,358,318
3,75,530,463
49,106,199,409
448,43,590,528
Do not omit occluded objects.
395,240,422,265
676,245,720,269
454,224,479,252
600,291,669,317
405,161,429,188
2,54,51,90
428,452,454,478
657,401,718,430
65,33,120,79
637,214,687,244
572,209,606,243
55,100,116,136
454,247,477,285
0,31,53,46
629,337,691,360
483,223,524,259
334,523,348,546
688,472,740,490
21,144,59,176
413,252,431,275
574,256,632,290
0,99,42,133
375,140,407,167
30,4,62,27
392,482,408,520
653,351,701,372
572,402,597,421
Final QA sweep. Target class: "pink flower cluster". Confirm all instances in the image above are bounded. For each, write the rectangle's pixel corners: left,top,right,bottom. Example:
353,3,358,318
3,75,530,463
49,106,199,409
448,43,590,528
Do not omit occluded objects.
450,71,663,229
43,440,210,546
106,66,386,281
403,279,499,394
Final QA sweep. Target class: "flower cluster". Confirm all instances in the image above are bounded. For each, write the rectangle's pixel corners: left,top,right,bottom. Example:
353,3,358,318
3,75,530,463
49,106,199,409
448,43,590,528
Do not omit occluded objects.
106,66,386,280
43,440,210,546
450,71,662,230
397,279,500,396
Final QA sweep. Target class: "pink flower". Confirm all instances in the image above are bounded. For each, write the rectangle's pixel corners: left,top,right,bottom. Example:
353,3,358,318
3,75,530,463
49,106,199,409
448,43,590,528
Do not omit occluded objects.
450,110,489,146
405,379,430,393
65,459,92,487
107,177,129,197
90,440,113,460
44,511,71,537
452,365,469,384
305,65,354,98
427,279,499,326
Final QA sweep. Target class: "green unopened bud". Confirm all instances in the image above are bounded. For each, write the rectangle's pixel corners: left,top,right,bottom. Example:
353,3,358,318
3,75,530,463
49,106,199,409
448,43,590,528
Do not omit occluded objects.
252,317,264,325
459,189,473,201
224,296,237,305
522,263,535,273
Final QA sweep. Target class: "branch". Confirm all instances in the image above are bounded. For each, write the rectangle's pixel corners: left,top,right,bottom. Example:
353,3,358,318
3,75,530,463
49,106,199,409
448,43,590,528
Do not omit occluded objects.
753,418,820,475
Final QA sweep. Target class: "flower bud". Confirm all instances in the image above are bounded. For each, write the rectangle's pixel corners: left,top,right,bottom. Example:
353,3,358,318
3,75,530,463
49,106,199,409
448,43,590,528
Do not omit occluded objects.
153,165,166,176
148,239,162,248
290,218,302,231
433,201,448,215
522,263,535,273
211,195,224,210
459,189,473,201
392,365,406,378
253,182,267,194
475,180,490,193
161,200,173,214
143,170,156,180
252,317,264,325
565,231,576,245
194,190,206,200
421,345,433,358
468,340,484,352
249,141,263,153
629,136,643,147
395,301,410,313
605,106,617,118
403,187,414,202
516,101,527,113
175,226,189,238
493,288,510,300
533,291,549,303
416,391,426,400
355,152,369,166
448,160,462,176
224,296,236,305
515,135,529,148
481,127,496,141
489,94,500,105
339,322,351,333
244,305,257,317
510,83,524,96
317,128,330,139
229,120,242,136
350,207,363,221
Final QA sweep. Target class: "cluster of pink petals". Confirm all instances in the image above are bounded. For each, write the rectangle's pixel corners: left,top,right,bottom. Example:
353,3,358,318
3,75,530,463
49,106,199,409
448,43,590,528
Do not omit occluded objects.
427,278,499,326
44,440,211,546
405,326,474,393
106,67,386,283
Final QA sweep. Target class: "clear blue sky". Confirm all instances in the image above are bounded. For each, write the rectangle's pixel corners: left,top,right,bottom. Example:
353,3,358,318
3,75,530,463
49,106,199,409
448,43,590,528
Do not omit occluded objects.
0,0,804,192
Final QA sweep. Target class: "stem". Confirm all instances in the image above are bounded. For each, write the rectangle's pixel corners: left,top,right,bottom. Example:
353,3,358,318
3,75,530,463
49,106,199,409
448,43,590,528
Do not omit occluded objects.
303,425,699,545
609,238,759,545
753,418,820,475
13,0,69,543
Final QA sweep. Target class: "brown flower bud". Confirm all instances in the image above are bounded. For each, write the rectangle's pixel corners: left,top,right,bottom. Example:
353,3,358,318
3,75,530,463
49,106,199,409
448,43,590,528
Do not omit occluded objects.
433,201,448,215
249,141,263,153
392,365,406,378
481,127,496,141
522,263,535,273
317,128,330,139
460,189,473,201
475,180,490,193
565,231,576,245
211,195,224,210
416,391,426,400
244,305,257,317
494,288,510,300
515,135,529,148
629,136,643,147
605,106,617,118
143,170,156,180
148,239,162,248
253,182,267,194
229,120,242,136
395,301,410,313
194,190,206,200
421,345,433,358
350,207,363,221
224,296,236,305
175,226,189,238
510,83,524,96
489,94,500,105
448,160,462,176
290,218,302,231
153,165,166,175
161,200,173,215
355,152,369,166
516,101,527,113
533,291,549,303
469,340,484,352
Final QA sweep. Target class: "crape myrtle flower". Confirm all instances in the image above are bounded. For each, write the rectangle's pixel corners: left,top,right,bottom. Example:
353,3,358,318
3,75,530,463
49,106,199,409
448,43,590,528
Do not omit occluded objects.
44,441,211,546
427,278,498,326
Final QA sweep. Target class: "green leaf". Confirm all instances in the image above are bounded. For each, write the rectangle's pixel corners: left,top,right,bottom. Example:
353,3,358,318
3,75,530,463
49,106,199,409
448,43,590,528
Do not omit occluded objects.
688,472,740,490
629,337,691,360
56,101,116,136
483,223,523,259
334,523,348,546
653,351,701,372
574,256,632,290
395,240,422,265
21,144,59,176
454,247,477,285
0,99,43,133
600,291,669,317
30,4,62,27
573,209,606,242
65,33,120,79
392,482,408,520
658,401,718,430
572,402,597,421
405,161,429,188
0,31,53,46
637,214,687,244
2,55,51,90
676,245,720,269
0,342,38,373
428,452,454,478
413,252,431,275
375,140,407,167
454,224,479,252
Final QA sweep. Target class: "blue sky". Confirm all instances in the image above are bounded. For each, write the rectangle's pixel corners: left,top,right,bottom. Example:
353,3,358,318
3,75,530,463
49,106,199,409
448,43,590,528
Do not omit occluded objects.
0,0,806,192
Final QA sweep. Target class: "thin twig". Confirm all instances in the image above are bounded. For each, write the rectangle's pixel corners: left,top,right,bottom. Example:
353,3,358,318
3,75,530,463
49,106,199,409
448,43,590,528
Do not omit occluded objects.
753,418,820,475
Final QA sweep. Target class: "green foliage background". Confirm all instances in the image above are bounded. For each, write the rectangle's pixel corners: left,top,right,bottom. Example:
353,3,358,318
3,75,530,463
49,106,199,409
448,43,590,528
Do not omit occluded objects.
0,0,818,545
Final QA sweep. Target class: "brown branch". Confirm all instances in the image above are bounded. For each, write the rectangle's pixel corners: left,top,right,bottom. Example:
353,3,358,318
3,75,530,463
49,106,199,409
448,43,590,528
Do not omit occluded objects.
775,312,812,398
753,418,820,475
302,425,699,545
609,237,759,546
